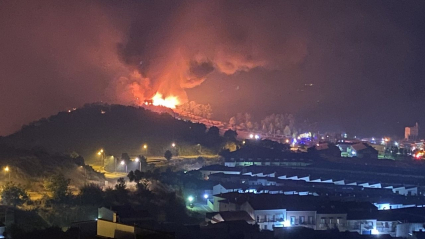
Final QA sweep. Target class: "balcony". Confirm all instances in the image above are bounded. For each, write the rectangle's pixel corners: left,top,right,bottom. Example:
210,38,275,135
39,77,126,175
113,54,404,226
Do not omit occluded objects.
319,223,345,229
257,218,284,223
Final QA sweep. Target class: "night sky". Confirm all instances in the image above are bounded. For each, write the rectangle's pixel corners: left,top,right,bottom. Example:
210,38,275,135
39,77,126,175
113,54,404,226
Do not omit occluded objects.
1,0,424,138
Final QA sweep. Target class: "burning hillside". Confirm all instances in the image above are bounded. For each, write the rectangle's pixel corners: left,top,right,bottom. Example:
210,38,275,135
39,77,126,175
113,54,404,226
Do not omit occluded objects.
151,93,179,109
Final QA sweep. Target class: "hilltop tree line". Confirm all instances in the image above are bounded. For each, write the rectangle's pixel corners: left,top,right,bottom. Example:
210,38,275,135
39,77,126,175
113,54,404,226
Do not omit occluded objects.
229,113,297,136
177,101,213,119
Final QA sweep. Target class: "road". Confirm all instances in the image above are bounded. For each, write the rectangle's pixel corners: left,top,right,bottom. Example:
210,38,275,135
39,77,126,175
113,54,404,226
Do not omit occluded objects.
187,202,214,214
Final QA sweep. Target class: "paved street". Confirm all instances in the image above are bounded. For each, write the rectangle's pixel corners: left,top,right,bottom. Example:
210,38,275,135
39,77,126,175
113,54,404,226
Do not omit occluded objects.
187,202,214,214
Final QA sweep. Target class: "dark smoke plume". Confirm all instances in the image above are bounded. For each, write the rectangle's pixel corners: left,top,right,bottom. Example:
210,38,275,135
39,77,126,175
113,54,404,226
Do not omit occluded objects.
112,0,308,104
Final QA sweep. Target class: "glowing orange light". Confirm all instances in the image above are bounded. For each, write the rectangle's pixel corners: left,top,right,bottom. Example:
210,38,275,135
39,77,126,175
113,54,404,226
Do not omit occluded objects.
151,93,179,109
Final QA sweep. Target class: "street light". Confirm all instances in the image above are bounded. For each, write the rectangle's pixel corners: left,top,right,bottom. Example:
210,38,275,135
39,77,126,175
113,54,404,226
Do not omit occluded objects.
188,196,194,202
135,157,141,171
79,166,87,180
187,196,194,209
120,160,127,173
143,144,148,155
98,149,105,169
203,194,209,205
197,144,202,154
172,143,176,147
4,166,10,181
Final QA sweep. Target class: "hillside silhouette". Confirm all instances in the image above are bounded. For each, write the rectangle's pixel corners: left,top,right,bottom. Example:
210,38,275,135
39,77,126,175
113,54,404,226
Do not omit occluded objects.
0,103,224,162
0,144,104,188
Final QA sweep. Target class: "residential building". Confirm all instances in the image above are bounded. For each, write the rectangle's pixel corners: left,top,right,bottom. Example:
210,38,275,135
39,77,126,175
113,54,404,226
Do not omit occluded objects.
405,123,419,140
199,165,240,179
337,142,378,158
207,211,255,224
211,193,354,232
96,219,173,239
98,206,153,225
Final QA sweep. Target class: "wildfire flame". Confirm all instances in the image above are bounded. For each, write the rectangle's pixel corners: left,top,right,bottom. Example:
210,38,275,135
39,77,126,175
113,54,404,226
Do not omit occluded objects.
151,92,179,109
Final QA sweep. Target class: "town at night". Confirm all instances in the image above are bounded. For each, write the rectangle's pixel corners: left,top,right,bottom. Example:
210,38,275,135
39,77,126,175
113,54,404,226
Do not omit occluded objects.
1,1,425,239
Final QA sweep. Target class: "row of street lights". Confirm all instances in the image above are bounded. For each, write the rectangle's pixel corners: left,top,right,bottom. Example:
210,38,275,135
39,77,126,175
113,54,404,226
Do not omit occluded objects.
98,142,176,160
97,142,178,172
187,194,209,208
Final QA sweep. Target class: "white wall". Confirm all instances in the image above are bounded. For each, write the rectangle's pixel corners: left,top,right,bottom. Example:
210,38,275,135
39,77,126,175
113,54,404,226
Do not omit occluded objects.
253,209,286,230
97,219,135,239
287,211,316,229
316,213,347,231
396,223,425,237
98,207,116,222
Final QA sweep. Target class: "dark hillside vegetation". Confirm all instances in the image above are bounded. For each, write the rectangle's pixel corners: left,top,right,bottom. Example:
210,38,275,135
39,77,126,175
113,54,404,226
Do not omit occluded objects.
0,103,228,161
0,144,104,189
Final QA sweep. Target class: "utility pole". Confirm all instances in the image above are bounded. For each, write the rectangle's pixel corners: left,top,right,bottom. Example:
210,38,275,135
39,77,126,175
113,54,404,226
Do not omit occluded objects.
4,166,10,182
114,157,117,172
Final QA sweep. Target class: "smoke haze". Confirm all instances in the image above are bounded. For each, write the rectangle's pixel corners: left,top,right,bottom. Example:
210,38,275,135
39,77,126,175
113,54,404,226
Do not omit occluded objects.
0,0,424,137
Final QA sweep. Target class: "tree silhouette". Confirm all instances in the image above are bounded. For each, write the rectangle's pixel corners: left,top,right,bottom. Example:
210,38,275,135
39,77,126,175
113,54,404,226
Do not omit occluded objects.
115,177,127,191
1,182,29,207
127,169,144,186
224,129,238,142
78,183,103,205
44,173,70,201
164,150,173,161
